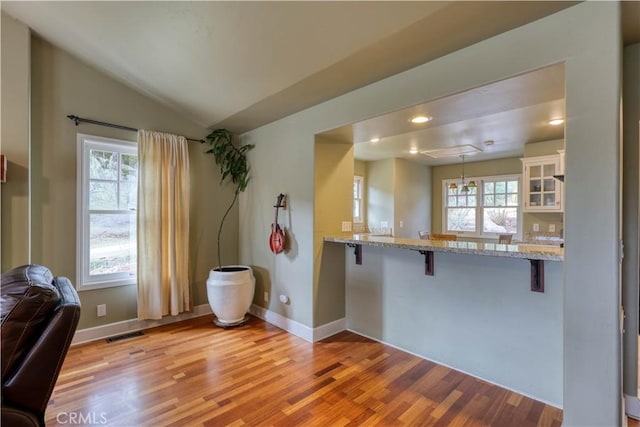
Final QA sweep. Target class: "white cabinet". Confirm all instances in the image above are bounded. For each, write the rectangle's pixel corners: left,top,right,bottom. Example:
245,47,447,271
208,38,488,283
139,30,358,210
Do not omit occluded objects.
522,154,563,212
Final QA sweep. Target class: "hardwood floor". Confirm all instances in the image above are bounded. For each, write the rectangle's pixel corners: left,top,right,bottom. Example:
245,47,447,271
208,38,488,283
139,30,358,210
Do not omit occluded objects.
46,315,562,426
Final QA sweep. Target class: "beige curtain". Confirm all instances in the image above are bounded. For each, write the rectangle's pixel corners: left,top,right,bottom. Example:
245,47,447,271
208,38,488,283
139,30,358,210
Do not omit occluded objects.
137,130,190,320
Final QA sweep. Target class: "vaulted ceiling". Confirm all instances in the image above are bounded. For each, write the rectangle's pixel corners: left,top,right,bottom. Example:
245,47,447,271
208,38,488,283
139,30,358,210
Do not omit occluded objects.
3,1,586,133
3,1,638,165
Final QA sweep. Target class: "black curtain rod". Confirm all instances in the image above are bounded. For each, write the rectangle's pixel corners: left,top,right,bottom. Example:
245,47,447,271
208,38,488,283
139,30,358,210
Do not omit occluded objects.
67,115,205,144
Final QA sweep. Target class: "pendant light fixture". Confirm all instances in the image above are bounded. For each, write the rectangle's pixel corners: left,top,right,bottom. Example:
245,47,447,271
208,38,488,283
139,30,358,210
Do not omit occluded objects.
449,155,476,193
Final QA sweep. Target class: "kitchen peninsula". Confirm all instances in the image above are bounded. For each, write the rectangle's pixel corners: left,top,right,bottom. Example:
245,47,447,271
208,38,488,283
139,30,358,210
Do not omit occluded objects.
326,234,562,292
323,233,564,407
325,234,563,260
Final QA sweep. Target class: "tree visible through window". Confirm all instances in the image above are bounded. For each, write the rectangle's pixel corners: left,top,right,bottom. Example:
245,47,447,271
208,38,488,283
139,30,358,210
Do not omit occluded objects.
353,176,364,223
446,185,477,232
482,179,518,233
77,134,138,290
443,175,520,237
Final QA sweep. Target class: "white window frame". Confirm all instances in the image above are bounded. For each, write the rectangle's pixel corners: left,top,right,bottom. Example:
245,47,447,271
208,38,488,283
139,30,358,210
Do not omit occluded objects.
76,134,137,291
442,174,522,240
353,175,364,224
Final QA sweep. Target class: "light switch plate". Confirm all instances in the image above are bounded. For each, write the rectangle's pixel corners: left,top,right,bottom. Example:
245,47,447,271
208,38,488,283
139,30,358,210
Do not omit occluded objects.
549,224,556,232
533,223,540,232
97,304,106,317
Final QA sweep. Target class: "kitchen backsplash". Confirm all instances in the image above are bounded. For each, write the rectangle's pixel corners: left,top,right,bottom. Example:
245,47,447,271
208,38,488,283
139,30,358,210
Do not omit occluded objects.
523,231,564,246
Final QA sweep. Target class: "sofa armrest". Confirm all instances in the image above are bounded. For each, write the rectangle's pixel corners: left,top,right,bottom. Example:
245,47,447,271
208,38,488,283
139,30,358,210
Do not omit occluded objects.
3,277,81,415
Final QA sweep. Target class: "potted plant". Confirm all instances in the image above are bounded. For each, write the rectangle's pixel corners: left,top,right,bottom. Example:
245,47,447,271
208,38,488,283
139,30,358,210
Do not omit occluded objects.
204,129,256,327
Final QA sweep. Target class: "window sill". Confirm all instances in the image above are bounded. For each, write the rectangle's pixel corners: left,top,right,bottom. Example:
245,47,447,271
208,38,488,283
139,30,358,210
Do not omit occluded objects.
77,279,136,292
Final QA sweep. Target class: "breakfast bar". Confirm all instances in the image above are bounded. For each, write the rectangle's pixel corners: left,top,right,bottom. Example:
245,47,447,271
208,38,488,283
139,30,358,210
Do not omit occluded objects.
325,234,563,292
323,234,564,407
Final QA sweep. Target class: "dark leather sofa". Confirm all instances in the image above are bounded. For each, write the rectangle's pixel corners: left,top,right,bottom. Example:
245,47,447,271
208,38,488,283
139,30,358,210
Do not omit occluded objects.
1,264,81,427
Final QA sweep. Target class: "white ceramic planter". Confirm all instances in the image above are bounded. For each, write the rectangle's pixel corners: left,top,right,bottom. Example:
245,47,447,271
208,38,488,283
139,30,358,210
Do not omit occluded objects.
206,266,255,327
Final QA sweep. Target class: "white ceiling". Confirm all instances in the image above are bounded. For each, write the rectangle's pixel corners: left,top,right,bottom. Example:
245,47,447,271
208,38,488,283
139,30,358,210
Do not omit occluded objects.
2,0,637,163
320,63,566,165
2,1,584,133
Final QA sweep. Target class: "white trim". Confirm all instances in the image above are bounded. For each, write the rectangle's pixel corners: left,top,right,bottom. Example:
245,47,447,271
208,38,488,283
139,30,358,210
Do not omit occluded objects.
74,303,347,346
442,173,522,240
71,303,212,345
346,327,563,410
248,304,346,343
76,133,138,292
313,317,347,342
249,304,314,342
625,394,640,420
353,175,364,224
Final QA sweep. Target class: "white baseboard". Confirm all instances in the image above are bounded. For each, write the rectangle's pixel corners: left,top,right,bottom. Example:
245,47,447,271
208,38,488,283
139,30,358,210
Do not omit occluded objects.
626,394,640,420
248,304,345,343
313,317,347,341
72,304,212,345
74,303,345,346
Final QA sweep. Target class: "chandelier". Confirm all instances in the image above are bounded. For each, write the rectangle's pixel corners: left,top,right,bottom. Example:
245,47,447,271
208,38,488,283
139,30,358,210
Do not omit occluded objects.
449,155,476,193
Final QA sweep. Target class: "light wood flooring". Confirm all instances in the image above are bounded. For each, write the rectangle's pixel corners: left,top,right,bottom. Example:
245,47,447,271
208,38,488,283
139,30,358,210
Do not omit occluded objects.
46,315,562,426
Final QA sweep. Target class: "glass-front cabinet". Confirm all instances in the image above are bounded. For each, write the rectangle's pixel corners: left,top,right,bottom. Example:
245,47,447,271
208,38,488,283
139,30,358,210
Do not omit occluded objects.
522,154,563,212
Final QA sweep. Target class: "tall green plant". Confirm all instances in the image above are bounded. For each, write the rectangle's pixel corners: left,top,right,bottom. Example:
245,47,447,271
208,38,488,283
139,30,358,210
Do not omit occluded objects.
205,129,255,270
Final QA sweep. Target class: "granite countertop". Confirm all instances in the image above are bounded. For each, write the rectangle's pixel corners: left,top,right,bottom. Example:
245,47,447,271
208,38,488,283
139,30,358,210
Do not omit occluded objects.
519,232,564,247
324,234,563,261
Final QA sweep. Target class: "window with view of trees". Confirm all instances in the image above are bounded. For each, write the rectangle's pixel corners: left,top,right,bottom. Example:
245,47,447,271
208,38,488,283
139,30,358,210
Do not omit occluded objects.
77,134,138,290
443,174,521,237
353,176,364,223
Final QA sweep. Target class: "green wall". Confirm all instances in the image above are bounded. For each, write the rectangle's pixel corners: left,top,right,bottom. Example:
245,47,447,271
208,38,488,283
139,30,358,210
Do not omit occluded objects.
524,139,564,157
29,35,234,329
1,11,30,270
314,138,352,325
393,158,430,239
622,43,640,398
359,158,430,238
366,159,394,230
240,3,622,423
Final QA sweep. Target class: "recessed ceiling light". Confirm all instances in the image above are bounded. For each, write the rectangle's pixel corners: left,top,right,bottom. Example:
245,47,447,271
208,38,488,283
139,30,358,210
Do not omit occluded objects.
410,115,432,124
483,140,494,146
370,138,380,143
549,118,564,126
409,148,419,154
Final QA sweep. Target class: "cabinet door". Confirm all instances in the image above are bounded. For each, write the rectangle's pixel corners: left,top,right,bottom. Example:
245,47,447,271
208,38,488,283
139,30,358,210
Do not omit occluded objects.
523,156,562,212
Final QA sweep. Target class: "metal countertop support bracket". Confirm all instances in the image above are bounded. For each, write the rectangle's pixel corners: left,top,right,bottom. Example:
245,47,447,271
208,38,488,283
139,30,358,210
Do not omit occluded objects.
529,259,544,292
418,250,434,276
346,243,362,265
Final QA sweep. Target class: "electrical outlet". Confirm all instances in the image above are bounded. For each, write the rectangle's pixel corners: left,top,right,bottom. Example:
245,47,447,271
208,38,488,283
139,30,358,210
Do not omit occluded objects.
533,223,540,232
549,224,556,232
97,304,107,317
263,291,269,302
341,221,352,232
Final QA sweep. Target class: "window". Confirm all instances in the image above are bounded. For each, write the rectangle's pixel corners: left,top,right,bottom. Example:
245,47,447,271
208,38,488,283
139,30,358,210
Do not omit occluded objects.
443,174,521,238
482,179,519,234
445,184,477,233
353,176,364,223
77,134,137,290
